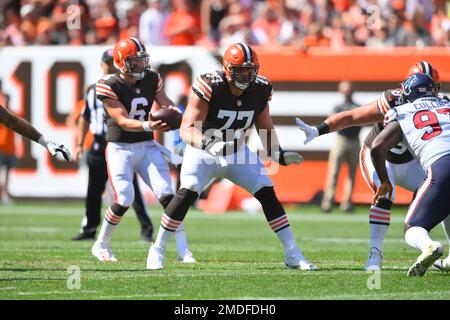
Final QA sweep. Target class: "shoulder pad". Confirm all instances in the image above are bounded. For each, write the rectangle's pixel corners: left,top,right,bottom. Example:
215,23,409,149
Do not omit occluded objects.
96,74,119,100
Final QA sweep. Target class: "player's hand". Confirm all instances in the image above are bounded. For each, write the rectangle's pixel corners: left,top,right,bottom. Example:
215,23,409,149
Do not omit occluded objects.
148,113,170,132
47,141,71,161
208,141,234,156
73,145,84,162
372,180,393,206
295,117,319,144
273,149,304,166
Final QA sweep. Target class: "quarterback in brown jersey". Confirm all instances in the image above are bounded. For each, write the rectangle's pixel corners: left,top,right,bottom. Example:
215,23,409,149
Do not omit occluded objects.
147,43,317,271
295,61,450,271
91,37,195,263
0,105,70,161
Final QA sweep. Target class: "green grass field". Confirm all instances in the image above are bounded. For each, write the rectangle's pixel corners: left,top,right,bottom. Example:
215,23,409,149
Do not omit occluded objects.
0,201,448,300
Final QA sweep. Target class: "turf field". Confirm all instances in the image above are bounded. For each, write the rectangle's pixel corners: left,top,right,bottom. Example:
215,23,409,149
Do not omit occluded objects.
0,201,448,300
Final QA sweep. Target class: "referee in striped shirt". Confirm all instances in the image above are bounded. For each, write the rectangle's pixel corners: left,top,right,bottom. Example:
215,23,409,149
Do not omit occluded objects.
71,49,154,241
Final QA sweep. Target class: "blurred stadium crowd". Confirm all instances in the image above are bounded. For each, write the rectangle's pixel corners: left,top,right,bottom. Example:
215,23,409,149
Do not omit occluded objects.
1,0,449,49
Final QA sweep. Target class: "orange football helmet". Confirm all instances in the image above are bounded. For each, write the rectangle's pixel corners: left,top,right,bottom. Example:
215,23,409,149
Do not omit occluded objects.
408,61,440,92
113,37,149,80
223,43,259,90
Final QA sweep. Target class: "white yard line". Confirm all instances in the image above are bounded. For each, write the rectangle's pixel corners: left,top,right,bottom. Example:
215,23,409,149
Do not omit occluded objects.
17,290,98,296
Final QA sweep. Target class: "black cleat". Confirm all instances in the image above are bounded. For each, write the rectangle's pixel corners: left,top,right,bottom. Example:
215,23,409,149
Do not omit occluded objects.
71,231,96,241
141,225,154,242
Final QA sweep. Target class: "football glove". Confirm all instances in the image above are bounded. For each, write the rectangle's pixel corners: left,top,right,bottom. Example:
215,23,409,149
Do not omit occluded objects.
207,141,235,156
273,149,304,166
47,141,71,161
295,117,319,145
372,180,393,206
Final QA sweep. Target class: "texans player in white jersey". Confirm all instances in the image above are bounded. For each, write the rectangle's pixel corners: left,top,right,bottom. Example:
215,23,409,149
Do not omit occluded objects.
91,37,195,263
371,73,449,276
0,104,71,161
146,43,316,271
295,61,450,271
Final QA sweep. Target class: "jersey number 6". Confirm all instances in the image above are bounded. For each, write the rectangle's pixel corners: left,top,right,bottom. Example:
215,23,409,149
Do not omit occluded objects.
129,97,148,121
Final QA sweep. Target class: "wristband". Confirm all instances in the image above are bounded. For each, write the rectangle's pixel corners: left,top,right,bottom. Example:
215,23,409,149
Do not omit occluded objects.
142,122,152,132
37,135,50,147
315,122,330,136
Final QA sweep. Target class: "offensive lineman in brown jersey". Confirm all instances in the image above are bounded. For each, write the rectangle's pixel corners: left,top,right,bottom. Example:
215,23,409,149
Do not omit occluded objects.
147,43,316,270
91,37,195,263
0,105,71,161
295,61,450,271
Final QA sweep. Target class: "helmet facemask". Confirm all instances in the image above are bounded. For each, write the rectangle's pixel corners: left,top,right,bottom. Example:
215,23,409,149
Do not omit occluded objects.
124,52,150,80
226,62,259,90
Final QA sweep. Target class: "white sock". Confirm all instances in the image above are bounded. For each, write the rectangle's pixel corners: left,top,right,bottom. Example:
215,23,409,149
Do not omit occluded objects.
405,226,432,251
276,227,299,252
154,226,174,249
155,213,181,249
369,223,388,252
175,222,189,256
368,205,391,252
97,219,118,246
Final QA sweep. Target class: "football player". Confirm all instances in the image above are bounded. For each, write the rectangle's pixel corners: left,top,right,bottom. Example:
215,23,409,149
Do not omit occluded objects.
147,43,316,270
71,48,154,242
91,37,195,263
295,61,450,271
371,73,449,276
0,104,70,161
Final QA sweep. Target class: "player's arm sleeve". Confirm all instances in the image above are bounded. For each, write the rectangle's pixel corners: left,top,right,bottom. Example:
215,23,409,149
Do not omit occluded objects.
192,75,212,102
376,90,402,115
95,81,119,101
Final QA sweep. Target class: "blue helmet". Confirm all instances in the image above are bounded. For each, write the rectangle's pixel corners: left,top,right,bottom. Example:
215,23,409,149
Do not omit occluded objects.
401,73,438,103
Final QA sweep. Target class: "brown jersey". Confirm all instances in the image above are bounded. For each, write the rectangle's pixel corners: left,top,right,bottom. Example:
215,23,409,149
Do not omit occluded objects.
192,71,272,149
96,70,163,143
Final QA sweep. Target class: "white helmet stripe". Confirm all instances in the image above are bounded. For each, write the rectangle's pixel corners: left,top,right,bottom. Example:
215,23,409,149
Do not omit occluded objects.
241,43,252,63
129,37,144,52
421,61,430,76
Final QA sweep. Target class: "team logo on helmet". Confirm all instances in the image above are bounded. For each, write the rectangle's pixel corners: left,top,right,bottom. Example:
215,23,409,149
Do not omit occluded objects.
402,74,418,95
401,73,437,103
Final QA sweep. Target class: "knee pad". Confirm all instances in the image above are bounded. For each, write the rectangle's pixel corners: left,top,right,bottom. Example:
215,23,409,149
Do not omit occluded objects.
111,203,129,217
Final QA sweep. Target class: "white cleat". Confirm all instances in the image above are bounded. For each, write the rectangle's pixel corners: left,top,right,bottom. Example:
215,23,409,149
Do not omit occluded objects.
177,249,196,264
284,242,317,270
407,241,443,277
433,257,450,272
285,254,318,270
91,242,117,262
146,244,165,270
365,247,383,271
